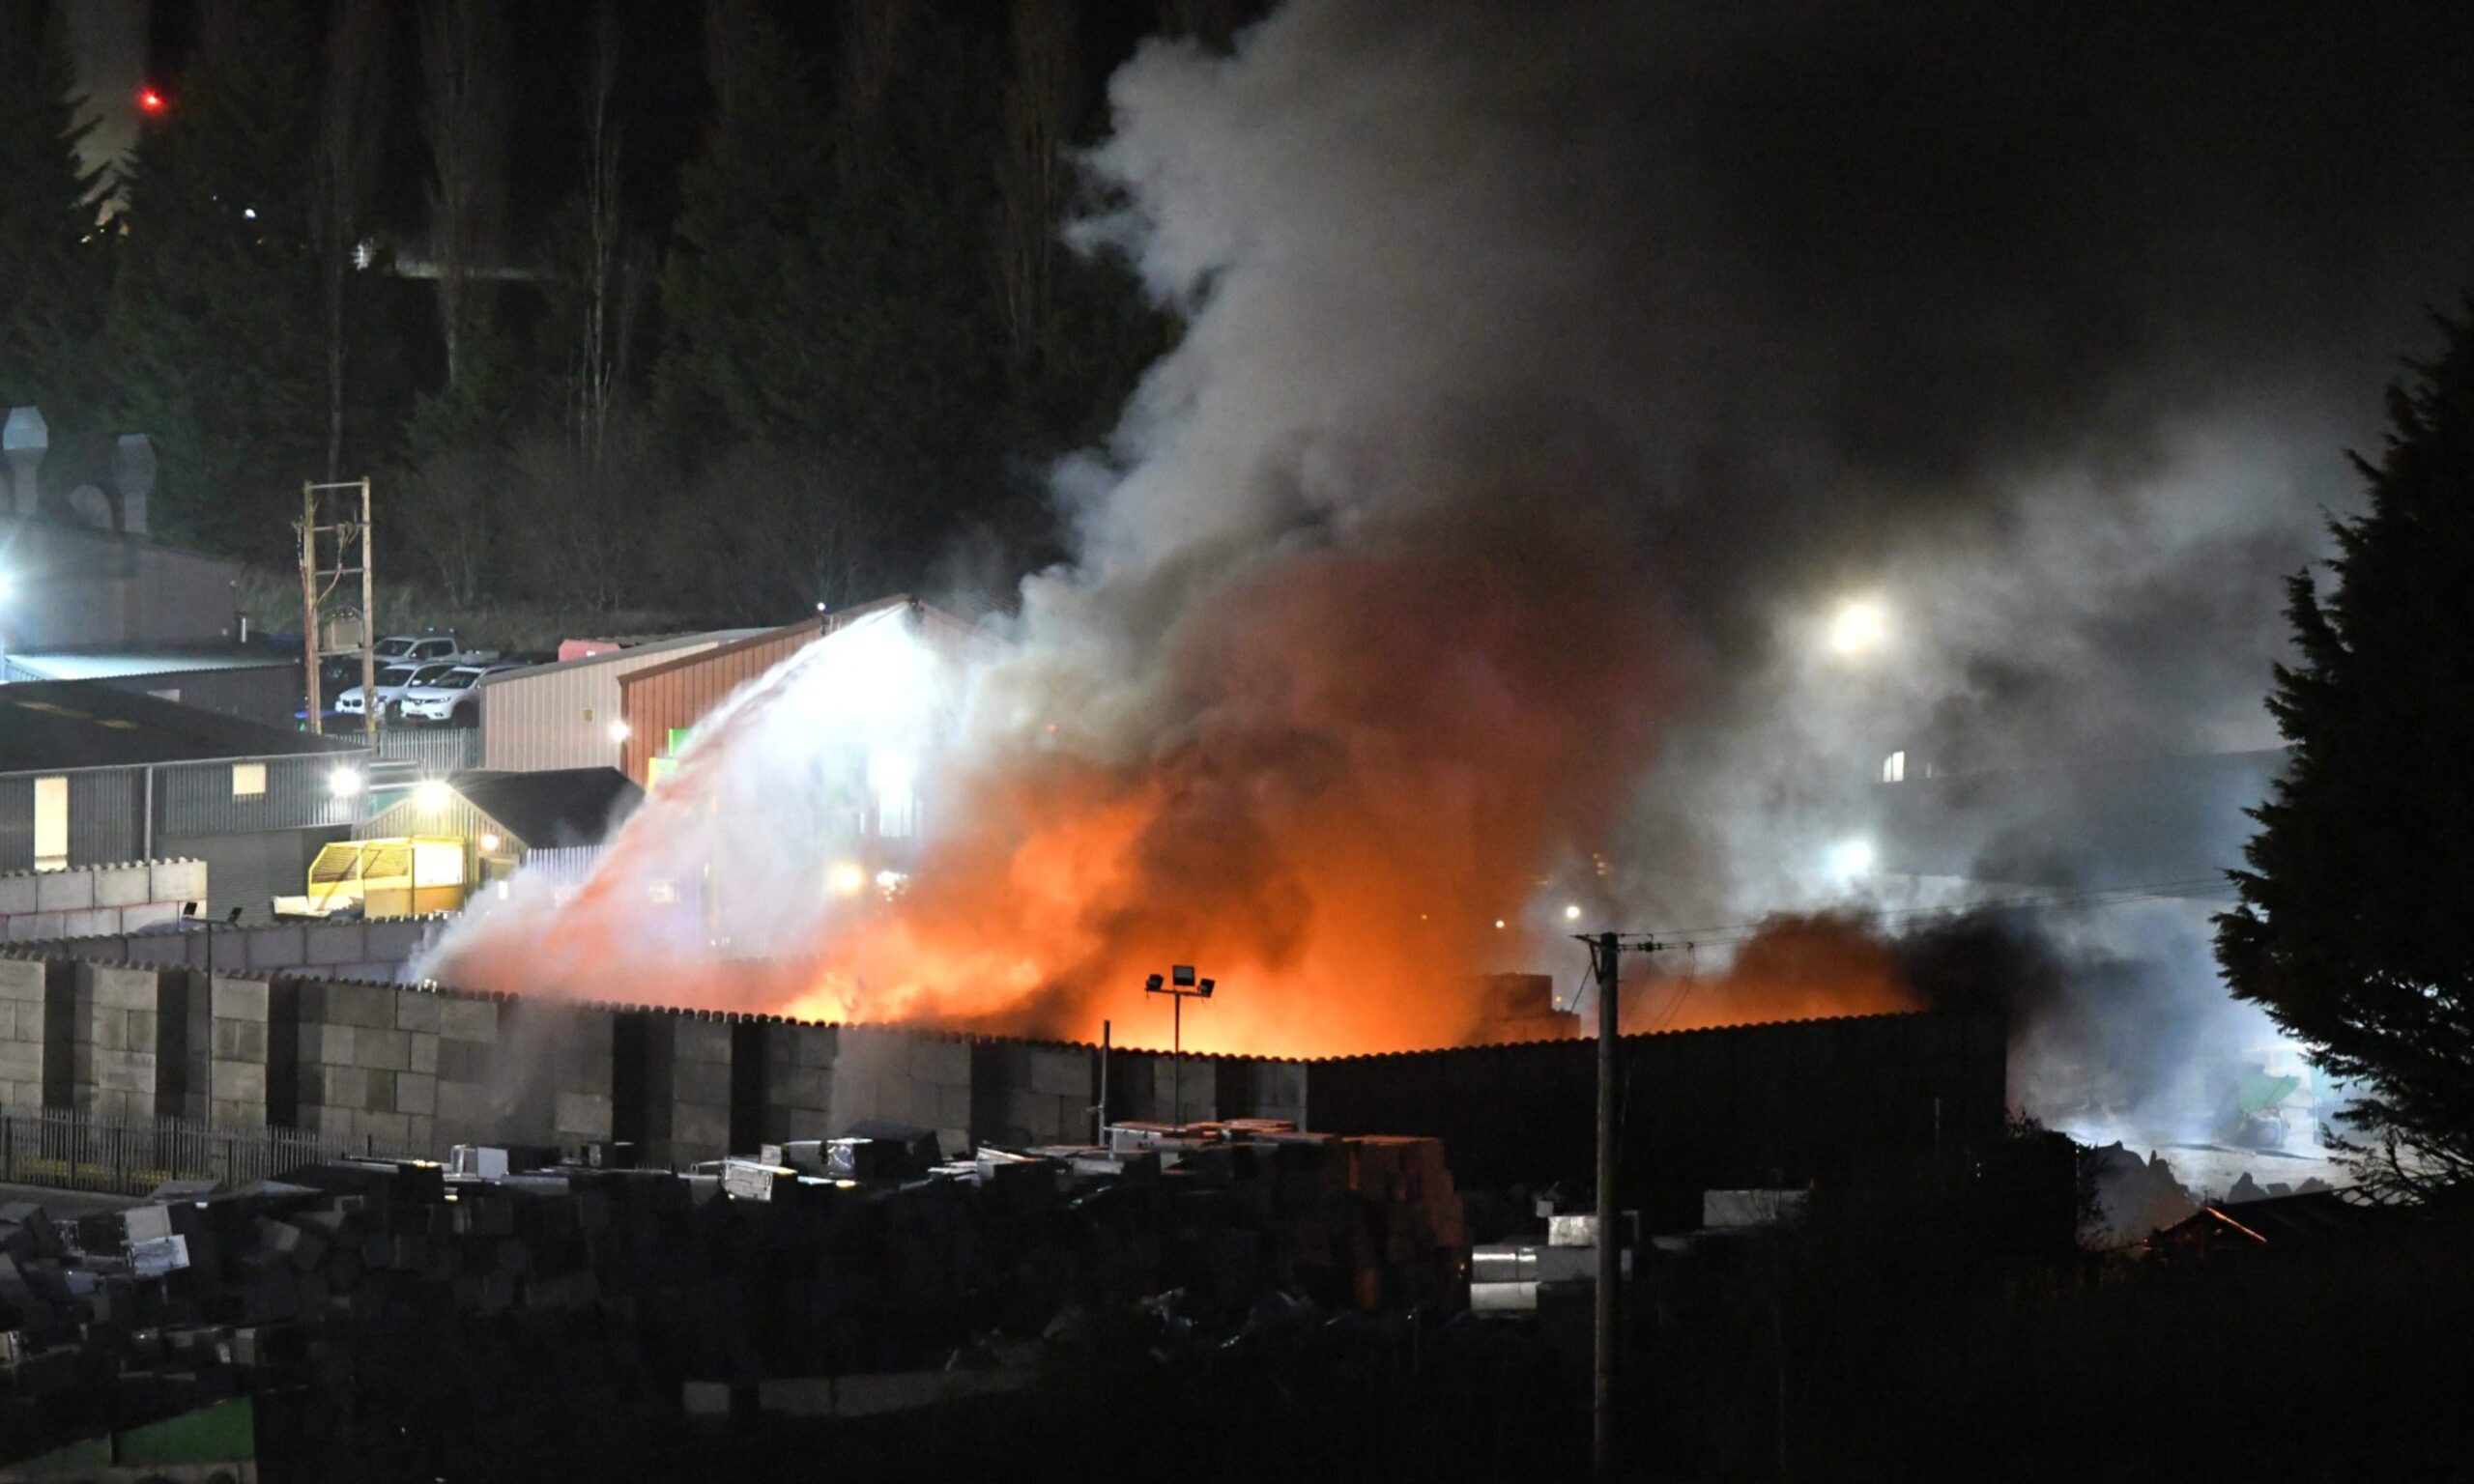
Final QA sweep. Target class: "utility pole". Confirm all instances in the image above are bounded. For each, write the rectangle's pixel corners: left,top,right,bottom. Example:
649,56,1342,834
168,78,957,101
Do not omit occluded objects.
1578,928,1671,1483
298,478,377,740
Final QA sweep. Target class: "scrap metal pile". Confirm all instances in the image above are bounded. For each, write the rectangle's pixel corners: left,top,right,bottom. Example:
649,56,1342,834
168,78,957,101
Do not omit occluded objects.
0,1119,1469,1463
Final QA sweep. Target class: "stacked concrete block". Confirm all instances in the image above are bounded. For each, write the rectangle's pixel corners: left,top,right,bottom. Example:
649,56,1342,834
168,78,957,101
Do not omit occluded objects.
542,1004,616,1147
1108,1049,1219,1127
643,1013,733,1166
292,980,440,1155
207,976,273,1129
0,862,202,942
61,963,184,1122
970,1041,1093,1148
822,1025,973,1136
1214,1056,1309,1128
0,958,45,1109
758,1021,838,1143
430,991,508,1151
151,860,207,906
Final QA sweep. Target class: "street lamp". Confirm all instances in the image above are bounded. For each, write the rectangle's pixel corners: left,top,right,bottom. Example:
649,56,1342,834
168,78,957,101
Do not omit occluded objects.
1143,965,1215,1128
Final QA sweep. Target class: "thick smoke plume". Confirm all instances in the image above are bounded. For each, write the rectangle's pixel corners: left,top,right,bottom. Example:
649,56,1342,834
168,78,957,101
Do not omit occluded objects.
431,1,2474,1109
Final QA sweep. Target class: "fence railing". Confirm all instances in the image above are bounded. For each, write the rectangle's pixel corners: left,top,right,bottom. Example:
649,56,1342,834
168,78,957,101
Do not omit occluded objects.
371,727,482,776
0,1108,378,1198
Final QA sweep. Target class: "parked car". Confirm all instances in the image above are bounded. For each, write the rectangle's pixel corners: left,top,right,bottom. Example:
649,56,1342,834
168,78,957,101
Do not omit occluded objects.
395,663,516,724
374,633,463,668
336,660,457,717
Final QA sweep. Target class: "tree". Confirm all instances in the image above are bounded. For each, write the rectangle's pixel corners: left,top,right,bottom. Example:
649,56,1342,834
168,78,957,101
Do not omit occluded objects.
104,0,323,560
419,0,509,395
2218,308,2474,1184
0,0,107,473
661,2,1010,568
314,0,389,480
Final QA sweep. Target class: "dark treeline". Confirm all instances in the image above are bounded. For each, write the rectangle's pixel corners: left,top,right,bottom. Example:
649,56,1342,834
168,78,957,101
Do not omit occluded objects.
0,0,1259,624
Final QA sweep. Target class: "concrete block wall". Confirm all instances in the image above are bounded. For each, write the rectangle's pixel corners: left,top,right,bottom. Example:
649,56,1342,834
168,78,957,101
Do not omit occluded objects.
758,1021,838,1143
644,1014,734,1166
5,914,440,984
430,991,507,1150
539,1003,616,1148
821,1025,973,1136
287,979,440,1153
63,963,190,1123
969,1040,1095,1148
0,861,204,943
0,959,43,1109
208,976,273,1129
0,951,2010,1191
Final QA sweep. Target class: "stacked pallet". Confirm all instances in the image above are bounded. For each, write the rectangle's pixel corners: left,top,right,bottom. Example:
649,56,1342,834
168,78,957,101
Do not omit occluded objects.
1087,1121,1470,1313
0,1122,1473,1463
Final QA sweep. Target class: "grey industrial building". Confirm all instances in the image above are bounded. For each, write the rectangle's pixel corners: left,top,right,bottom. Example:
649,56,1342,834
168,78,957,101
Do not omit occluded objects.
0,681,366,918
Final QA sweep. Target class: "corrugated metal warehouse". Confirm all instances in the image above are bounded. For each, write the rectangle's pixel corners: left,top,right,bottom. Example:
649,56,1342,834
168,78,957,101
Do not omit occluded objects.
0,506,245,649
0,681,367,918
1,647,301,729
616,597,989,786
474,629,762,773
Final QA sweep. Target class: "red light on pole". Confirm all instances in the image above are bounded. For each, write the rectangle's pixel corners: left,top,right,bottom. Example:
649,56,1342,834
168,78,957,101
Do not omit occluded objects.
137,87,166,115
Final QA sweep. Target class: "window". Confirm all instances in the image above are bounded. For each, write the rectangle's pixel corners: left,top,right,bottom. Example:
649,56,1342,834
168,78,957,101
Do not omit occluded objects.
1882,751,1907,784
33,776,67,871
232,762,267,798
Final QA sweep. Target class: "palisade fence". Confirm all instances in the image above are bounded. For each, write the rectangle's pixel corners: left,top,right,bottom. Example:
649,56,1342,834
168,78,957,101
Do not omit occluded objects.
0,1109,385,1198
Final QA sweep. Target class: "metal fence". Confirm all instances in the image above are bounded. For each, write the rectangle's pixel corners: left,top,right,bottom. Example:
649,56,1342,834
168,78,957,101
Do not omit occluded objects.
372,728,482,775
0,1108,379,1198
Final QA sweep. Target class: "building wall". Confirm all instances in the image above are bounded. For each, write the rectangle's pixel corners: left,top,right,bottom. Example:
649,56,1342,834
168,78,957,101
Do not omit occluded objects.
54,664,300,731
478,639,734,773
618,618,827,785
0,517,243,649
158,827,353,922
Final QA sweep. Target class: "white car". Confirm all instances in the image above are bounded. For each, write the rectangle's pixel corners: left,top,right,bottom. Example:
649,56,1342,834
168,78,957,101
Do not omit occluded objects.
373,634,463,668
396,663,514,724
337,660,458,717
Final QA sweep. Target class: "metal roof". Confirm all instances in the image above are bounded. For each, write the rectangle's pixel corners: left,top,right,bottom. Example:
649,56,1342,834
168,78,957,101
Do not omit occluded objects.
366,767,640,849
2,647,297,681
473,629,770,689
0,680,363,773
611,594,991,690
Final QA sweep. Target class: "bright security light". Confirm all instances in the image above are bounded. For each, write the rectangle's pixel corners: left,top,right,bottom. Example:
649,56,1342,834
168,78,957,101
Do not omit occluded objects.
827,861,867,897
415,779,450,810
327,766,361,799
1828,837,1877,877
1564,903,1583,922
1827,598,1888,656
479,832,503,852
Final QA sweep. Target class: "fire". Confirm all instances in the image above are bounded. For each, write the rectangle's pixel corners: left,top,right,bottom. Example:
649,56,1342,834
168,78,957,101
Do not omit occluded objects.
425,513,1924,1057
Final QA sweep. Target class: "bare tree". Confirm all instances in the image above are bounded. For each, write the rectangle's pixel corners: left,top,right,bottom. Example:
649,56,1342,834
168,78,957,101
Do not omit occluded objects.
997,0,1081,368
419,0,509,391
837,0,923,146
574,0,648,473
315,0,388,479
659,443,878,622
397,442,496,608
